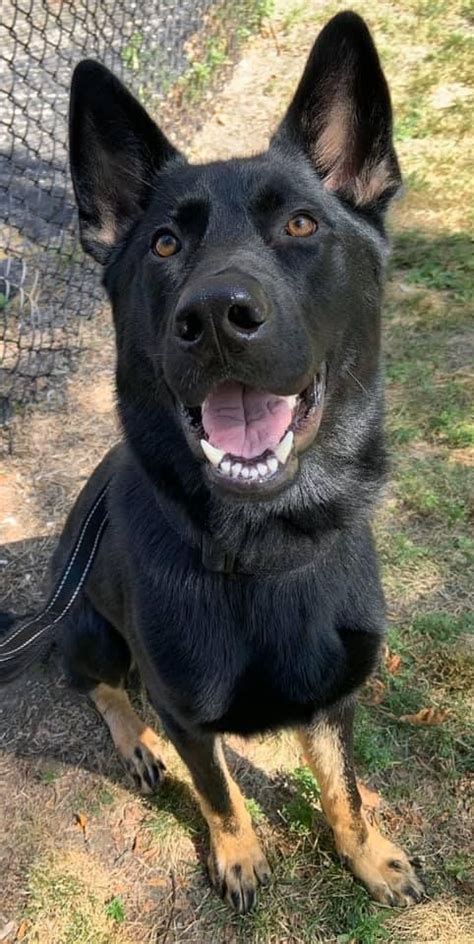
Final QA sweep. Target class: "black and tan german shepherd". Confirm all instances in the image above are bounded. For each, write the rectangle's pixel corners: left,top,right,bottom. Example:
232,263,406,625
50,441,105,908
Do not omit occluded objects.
7,11,426,913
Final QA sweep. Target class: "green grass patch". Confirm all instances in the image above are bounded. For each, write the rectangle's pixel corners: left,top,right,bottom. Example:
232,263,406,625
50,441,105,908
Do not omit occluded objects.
336,900,391,944
71,786,116,816
395,458,471,524
105,896,125,923
178,0,274,104
445,853,473,882
390,231,473,301
245,797,266,824
280,1,308,32
411,611,473,644
38,768,59,785
379,530,431,569
24,858,114,944
280,766,321,834
354,706,396,774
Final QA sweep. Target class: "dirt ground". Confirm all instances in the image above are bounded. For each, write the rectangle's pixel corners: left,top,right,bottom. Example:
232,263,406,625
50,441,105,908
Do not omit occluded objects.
1,1,473,942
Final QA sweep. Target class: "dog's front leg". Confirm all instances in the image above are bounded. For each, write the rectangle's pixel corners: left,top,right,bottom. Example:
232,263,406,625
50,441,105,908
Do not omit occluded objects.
161,716,270,912
298,699,425,907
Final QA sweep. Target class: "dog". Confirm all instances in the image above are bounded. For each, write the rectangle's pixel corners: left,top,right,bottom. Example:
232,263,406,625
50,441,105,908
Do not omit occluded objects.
10,11,426,914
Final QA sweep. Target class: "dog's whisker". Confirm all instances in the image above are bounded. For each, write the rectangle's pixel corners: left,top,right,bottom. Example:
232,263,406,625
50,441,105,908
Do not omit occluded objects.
345,367,369,395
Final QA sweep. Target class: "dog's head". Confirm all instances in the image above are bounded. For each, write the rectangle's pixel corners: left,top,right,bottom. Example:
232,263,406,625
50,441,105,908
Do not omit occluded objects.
70,12,400,512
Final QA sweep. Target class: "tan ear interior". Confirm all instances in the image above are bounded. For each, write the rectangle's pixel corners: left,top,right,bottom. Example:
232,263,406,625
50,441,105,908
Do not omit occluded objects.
311,97,397,207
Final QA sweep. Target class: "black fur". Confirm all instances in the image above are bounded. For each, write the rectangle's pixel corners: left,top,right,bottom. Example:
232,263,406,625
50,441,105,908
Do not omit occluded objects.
57,13,398,772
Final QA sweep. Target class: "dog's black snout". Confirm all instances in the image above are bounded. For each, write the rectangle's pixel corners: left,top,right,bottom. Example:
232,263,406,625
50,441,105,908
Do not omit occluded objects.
227,300,266,335
173,274,270,348
175,309,204,344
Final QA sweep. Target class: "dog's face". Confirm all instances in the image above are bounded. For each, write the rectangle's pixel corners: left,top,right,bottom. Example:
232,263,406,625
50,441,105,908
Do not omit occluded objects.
70,13,400,507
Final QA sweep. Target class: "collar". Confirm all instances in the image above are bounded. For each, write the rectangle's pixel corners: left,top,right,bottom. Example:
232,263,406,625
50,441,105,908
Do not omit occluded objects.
200,532,239,574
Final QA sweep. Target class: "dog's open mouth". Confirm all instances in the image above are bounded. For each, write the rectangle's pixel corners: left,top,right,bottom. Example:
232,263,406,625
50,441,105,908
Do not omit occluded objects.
180,364,327,493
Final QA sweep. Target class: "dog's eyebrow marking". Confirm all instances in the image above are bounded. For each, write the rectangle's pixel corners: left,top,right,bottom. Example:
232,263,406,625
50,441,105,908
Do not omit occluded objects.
173,197,210,231
251,185,287,216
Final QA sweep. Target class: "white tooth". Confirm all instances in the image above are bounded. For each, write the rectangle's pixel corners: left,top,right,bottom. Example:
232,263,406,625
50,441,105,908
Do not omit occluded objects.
267,456,278,474
274,430,294,465
257,462,268,476
200,439,224,468
231,462,242,478
249,467,258,479
221,459,231,474
241,466,250,479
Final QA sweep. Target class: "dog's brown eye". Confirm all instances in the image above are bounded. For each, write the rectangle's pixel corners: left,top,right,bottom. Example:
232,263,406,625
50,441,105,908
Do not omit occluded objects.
153,231,181,257
286,215,317,237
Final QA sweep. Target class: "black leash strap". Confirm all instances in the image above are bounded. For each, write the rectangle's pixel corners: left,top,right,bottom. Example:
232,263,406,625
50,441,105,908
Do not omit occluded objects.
0,481,110,684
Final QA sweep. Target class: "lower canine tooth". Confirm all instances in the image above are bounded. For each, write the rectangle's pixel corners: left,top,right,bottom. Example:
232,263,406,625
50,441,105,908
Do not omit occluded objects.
274,430,294,464
200,439,225,467
231,462,242,478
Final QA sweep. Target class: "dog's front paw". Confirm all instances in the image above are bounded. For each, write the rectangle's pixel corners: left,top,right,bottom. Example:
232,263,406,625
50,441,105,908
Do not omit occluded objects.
119,727,167,795
208,829,271,913
340,826,425,907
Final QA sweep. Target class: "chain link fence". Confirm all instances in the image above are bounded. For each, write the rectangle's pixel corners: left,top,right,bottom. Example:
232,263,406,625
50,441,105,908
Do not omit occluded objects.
0,0,268,449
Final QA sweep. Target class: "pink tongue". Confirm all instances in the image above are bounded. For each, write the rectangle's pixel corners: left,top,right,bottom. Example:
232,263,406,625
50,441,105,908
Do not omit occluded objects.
202,382,295,460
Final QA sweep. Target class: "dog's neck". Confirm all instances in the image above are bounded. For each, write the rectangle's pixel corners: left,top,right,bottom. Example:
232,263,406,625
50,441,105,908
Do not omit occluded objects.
124,443,360,576
151,480,340,575
119,395,385,576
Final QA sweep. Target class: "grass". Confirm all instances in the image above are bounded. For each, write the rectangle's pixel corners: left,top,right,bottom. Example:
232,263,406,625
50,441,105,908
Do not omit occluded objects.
4,0,473,942
280,766,321,834
173,0,274,107
105,896,126,923
24,852,128,944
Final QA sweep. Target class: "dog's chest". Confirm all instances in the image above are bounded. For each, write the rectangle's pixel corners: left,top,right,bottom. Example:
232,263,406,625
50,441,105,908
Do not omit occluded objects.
134,564,352,734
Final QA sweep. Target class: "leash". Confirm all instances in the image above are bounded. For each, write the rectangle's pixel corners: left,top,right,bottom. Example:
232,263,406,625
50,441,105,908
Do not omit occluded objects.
0,450,318,685
0,480,110,684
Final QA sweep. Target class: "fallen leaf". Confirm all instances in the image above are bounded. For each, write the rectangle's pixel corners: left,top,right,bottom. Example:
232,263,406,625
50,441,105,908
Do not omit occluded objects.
15,922,29,941
364,677,386,705
147,877,169,889
74,812,88,832
357,781,381,810
385,652,402,674
399,707,450,725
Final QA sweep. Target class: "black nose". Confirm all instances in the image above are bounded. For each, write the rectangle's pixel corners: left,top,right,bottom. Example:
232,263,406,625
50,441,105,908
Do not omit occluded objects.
174,274,269,346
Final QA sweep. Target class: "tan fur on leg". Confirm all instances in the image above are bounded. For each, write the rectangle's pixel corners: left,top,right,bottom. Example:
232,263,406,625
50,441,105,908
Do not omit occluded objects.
298,724,424,907
90,683,166,794
197,739,270,913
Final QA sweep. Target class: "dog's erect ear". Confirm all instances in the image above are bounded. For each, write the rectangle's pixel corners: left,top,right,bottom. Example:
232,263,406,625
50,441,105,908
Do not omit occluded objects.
273,12,401,212
69,60,180,263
